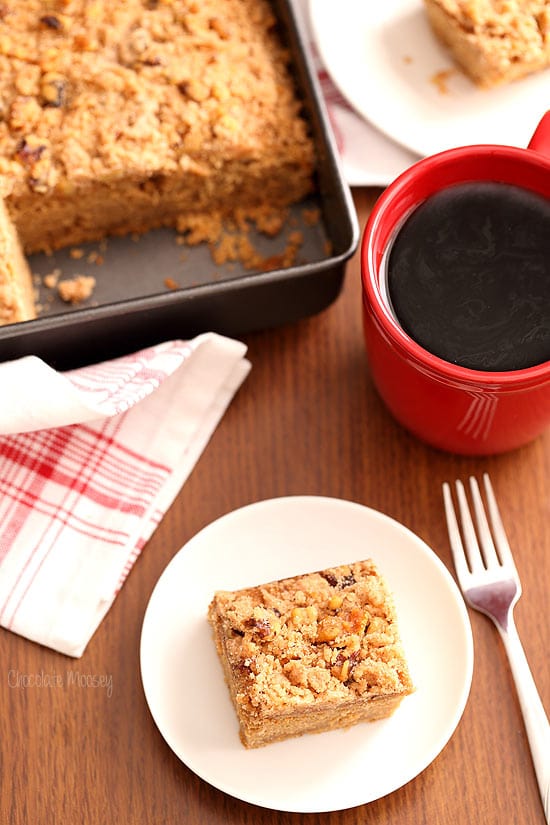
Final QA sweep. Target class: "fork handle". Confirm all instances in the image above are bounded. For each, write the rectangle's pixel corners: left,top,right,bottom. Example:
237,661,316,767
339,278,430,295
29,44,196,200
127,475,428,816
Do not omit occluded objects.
497,618,550,823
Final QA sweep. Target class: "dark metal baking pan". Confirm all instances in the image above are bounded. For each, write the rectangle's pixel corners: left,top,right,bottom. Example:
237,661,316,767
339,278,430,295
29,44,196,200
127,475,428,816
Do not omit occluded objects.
0,0,359,370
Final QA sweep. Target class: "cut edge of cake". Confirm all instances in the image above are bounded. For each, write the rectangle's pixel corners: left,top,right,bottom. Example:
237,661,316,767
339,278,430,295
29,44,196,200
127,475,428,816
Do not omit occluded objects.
0,198,36,327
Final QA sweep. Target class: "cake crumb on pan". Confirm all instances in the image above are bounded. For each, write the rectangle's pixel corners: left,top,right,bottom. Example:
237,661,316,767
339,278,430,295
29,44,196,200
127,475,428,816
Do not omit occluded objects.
57,275,96,305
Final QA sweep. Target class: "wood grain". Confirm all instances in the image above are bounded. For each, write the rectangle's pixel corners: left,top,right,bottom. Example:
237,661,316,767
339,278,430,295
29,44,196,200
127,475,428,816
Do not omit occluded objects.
1,188,548,825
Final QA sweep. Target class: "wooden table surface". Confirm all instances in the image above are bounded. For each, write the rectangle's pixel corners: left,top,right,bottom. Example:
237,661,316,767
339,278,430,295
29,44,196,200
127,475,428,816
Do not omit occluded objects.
2,188,549,825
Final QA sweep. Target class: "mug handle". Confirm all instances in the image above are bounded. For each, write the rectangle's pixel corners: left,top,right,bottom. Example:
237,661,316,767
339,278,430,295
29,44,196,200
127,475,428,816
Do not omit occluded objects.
528,111,550,157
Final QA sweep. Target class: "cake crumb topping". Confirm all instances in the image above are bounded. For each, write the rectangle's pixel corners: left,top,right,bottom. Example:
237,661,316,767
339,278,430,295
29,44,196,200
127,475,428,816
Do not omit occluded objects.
210,560,413,713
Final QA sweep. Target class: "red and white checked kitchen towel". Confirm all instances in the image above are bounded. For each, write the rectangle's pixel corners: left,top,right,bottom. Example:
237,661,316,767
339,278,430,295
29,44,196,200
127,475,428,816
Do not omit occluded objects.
0,332,250,657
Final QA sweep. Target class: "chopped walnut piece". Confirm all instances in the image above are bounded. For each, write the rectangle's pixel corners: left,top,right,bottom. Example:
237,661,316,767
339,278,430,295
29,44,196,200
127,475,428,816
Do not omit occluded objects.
40,72,67,108
39,15,64,30
317,615,345,643
13,135,57,193
14,136,47,164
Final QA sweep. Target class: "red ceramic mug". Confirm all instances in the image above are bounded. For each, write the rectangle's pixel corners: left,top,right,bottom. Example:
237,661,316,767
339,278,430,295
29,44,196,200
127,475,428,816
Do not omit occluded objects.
361,112,550,455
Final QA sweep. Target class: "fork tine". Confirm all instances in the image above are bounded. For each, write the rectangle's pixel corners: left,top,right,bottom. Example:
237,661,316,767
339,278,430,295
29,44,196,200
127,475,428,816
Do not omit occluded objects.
482,473,520,579
468,476,501,569
442,481,471,581
454,479,485,573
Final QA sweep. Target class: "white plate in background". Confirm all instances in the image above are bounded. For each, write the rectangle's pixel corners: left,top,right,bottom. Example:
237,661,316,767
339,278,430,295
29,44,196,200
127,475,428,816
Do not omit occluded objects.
140,496,473,813
309,0,549,158
292,0,419,185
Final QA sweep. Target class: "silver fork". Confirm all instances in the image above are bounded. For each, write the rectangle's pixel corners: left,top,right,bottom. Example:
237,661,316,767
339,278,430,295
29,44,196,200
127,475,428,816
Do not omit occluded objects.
443,474,550,823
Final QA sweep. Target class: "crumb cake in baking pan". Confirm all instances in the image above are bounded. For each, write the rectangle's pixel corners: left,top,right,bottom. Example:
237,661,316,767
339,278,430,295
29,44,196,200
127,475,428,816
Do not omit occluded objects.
208,559,414,748
423,0,550,87
0,0,316,254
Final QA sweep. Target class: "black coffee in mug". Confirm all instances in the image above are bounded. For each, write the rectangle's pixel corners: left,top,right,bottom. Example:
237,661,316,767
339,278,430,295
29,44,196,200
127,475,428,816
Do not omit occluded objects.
386,181,550,371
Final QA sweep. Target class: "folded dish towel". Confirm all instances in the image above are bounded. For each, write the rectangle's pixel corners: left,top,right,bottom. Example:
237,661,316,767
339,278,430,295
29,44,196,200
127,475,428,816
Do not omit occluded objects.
0,332,250,657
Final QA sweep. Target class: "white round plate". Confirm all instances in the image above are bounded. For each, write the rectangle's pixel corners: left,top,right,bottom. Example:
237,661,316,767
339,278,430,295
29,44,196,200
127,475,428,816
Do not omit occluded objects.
140,496,473,813
308,0,549,158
